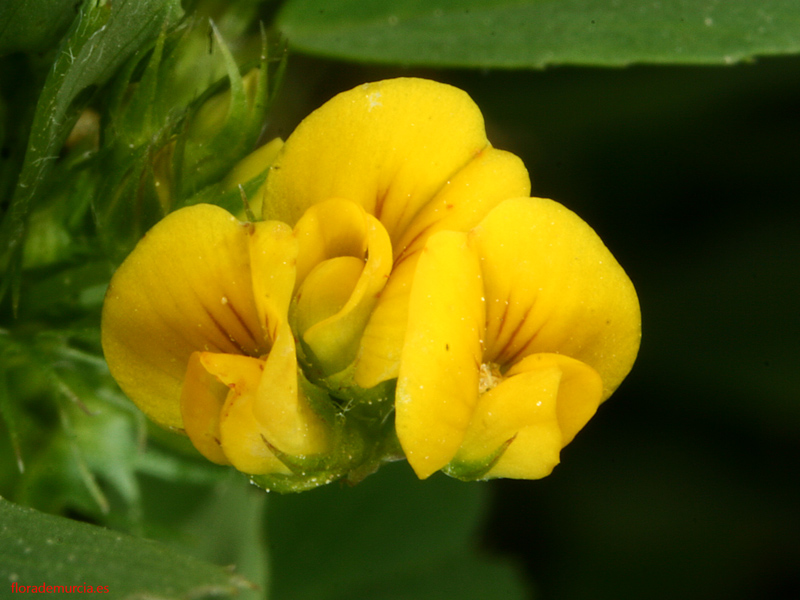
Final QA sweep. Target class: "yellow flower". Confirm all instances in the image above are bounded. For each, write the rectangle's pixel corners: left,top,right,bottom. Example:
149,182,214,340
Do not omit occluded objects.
102,77,640,489
101,205,333,481
101,198,396,489
396,198,641,480
260,77,639,481
261,78,531,388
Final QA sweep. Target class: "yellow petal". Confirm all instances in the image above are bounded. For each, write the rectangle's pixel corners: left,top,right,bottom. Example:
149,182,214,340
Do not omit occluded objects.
353,257,416,388
295,255,364,373
355,148,531,387
395,230,485,479
293,198,370,285
190,352,290,475
253,321,330,457
454,364,562,480
454,353,602,480
179,352,231,465
102,204,267,429
473,198,641,400
506,353,603,445
261,78,490,244
248,219,297,343
292,199,393,376
295,256,364,341
393,147,531,262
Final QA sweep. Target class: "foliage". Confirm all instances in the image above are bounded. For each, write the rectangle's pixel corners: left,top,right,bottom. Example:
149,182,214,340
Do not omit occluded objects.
276,0,800,68
0,496,249,599
1,0,798,598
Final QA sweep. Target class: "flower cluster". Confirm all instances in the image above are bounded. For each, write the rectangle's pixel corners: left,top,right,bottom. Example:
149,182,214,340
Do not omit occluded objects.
101,78,641,491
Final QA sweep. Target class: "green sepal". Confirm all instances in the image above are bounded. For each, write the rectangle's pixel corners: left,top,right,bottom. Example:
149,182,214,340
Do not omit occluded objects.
0,0,183,307
183,160,269,216
177,20,273,199
92,15,279,264
248,369,402,493
249,370,365,492
443,435,516,482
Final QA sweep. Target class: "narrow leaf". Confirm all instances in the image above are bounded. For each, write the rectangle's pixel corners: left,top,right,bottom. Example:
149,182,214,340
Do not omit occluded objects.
277,0,800,68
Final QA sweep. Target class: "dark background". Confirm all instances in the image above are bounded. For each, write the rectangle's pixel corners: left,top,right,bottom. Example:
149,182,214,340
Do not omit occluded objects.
269,55,800,600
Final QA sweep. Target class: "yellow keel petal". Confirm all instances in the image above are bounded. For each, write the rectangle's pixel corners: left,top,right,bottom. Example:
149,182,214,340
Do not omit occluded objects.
455,365,563,480
507,353,603,445
187,352,289,475
213,354,291,475
253,321,330,457
180,352,231,465
293,200,393,375
454,353,603,480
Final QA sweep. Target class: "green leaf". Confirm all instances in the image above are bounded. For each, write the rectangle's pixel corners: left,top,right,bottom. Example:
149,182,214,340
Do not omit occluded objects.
0,0,77,56
340,555,529,600
277,0,800,68
92,15,278,261
138,474,268,600
0,0,183,306
0,367,24,474
0,496,250,598
266,461,529,600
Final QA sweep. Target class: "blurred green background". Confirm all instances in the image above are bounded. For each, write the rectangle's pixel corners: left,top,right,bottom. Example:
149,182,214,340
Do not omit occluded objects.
262,54,800,599
1,1,799,599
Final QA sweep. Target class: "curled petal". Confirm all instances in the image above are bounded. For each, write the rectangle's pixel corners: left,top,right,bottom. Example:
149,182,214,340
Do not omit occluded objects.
262,78,490,243
452,353,603,480
396,231,485,479
182,352,289,475
295,257,364,341
182,327,330,473
506,353,602,445
180,352,231,466
353,257,417,388
101,204,266,429
293,199,393,376
474,198,641,400
253,321,330,457
248,219,297,343
293,198,371,285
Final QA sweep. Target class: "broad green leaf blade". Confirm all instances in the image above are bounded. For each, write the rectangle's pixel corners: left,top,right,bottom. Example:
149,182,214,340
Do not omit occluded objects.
138,475,268,600
277,0,800,68
342,555,528,600
0,497,250,598
266,461,529,600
